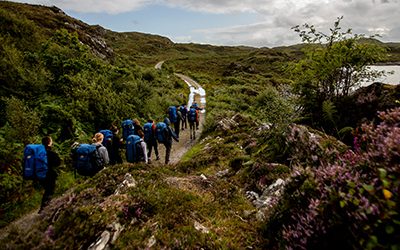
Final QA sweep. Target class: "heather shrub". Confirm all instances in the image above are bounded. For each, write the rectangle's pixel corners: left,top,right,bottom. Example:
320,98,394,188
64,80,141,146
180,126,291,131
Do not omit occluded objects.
265,108,400,249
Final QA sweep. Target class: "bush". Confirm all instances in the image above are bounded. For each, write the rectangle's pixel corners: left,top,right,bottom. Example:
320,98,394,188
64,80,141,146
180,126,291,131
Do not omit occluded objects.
4,96,41,144
266,108,400,249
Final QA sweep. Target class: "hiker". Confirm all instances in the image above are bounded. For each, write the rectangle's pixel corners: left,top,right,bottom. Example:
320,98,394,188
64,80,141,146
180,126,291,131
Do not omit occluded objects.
121,118,135,141
99,129,113,163
180,104,188,130
109,125,123,165
157,118,179,165
72,133,109,177
187,105,199,139
167,106,179,136
92,132,110,165
175,105,183,138
193,101,201,130
143,119,160,162
126,134,148,164
39,136,61,213
133,119,145,139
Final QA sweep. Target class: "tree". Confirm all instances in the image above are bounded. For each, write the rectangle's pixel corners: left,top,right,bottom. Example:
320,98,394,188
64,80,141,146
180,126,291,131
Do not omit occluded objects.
291,17,387,130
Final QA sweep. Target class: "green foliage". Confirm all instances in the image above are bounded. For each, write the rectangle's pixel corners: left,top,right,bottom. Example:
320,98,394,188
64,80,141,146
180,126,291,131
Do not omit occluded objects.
1,163,261,248
0,4,186,226
255,85,297,125
1,3,399,249
4,97,41,144
0,7,41,49
292,17,388,132
322,100,338,126
264,108,400,249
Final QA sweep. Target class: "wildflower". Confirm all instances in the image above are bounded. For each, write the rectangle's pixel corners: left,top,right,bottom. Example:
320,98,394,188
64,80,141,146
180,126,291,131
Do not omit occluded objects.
383,189,393,200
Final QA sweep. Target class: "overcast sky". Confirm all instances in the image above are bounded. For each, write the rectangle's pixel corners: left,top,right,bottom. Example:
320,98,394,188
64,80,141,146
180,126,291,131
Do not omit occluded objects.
10,0,400,48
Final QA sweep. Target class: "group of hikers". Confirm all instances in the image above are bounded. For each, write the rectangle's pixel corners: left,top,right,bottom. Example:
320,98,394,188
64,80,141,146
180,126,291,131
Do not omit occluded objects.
23,102,202,213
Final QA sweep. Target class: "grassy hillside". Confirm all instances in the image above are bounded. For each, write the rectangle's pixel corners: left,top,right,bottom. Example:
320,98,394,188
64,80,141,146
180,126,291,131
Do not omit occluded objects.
0,1,187,227
1,2,399,249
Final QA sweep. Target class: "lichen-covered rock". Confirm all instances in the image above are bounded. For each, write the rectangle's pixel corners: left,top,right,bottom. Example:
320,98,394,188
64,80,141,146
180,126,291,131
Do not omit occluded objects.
88,222,124,250
287,124,349,167
115,173,137,195
194,221,210,234
217,117,239,131
246,178,287,221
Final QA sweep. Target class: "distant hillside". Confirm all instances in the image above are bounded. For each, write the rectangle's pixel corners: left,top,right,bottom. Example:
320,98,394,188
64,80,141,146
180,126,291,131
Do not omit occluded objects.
0,1,115,58
3,1,398,70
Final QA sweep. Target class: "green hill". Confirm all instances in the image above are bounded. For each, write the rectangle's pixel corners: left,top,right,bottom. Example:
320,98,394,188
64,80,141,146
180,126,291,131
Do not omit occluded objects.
1,2,399,249
0,0,187,228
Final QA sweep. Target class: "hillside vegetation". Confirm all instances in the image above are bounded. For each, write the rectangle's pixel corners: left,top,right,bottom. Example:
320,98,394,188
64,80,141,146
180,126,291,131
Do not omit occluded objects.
0,1,187,227
1,2,399,249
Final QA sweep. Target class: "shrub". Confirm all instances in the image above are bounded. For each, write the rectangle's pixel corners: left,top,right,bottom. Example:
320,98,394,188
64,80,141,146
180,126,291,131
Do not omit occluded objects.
4,96,41,144
267,108,400,249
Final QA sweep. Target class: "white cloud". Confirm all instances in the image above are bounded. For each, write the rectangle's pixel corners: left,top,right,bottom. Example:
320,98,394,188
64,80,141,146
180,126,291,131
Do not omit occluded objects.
12,0,154,14
194,21,301,47
10,0,400,47
162,0,260,14
192,0,400,47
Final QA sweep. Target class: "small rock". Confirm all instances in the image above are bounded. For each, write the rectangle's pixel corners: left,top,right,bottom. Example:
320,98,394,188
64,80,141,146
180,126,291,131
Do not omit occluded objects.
115,173,137,195
194,221,209,234
146,235,156,248
256,209,267,221
258,123,272,131
245,191,259,202
243,210,256,218
88,231,111,250
216,169,229,178
110,222,124,244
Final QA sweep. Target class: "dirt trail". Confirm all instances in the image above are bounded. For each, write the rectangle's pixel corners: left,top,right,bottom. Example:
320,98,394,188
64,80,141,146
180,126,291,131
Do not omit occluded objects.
150,71,206,165
0,66,206,240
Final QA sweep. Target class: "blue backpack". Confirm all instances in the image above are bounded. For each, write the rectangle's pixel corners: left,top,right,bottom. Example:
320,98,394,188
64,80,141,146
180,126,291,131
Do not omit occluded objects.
121,119,135,140
143,122,153,142
168,106,177,123
75,144,104,176
188,108,197,122
23,144,48,180
126,135,144,163
156,122,167,143
99,129,113,147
